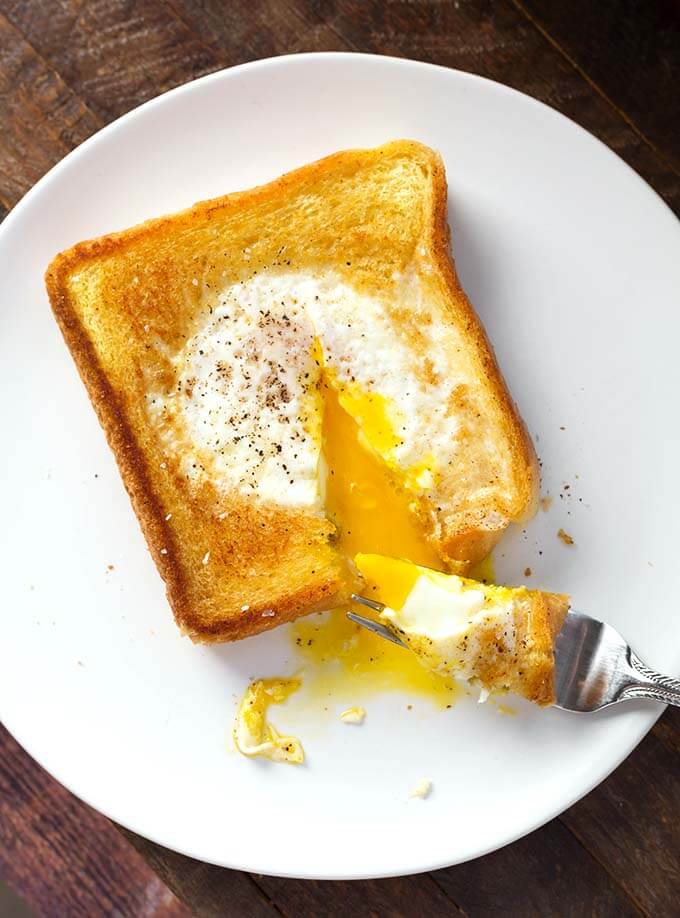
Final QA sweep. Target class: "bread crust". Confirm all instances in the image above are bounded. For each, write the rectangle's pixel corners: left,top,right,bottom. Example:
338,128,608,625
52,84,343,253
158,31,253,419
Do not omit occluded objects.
427,150,540,530
46,140,538,642
460,590,569,706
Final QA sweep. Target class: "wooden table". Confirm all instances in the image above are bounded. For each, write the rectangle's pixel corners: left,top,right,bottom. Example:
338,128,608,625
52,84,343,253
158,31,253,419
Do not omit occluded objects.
1,2,678,914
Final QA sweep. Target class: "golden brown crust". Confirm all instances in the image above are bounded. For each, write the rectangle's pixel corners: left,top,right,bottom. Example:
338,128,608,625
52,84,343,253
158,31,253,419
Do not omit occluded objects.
457,590,569,706
47,264,192,618
46,140,538,642
426,149,539,549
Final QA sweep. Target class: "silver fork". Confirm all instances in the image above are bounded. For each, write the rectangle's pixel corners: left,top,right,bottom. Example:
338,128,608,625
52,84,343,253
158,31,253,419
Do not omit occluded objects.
348,596,680,712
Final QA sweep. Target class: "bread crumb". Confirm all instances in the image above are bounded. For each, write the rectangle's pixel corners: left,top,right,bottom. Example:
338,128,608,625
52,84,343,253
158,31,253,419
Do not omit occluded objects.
557,528,574,546
539,495,552,512
202,551,210,565
478,686,490,704
339,706,366,725
107,564,114,571
160,462,167,469
409,779,432,800
524,566,532,577
160,548,168,555
261,609,275,617
241,603,250,612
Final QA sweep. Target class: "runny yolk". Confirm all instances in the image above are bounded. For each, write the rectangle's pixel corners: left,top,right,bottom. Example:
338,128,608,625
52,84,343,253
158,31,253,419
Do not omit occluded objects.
290,377,459,707
322,378,440,566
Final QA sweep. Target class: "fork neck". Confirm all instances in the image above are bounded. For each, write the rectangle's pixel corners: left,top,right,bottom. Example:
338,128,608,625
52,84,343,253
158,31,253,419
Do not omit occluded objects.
619,651,680,708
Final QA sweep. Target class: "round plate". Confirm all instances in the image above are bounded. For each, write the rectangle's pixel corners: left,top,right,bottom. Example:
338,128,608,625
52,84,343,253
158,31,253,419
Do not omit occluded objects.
1,53,678,880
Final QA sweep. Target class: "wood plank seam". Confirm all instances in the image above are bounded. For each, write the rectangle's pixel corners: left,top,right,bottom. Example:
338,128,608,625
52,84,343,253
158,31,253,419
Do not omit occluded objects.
0,178,15,214
556,810,651,917
247,876,292,917
0,9,104,136
117,824,283,916
510,0,680,179
157,0,228,70
0,0,222,128
427,872,471,915
0,11,103,209
278,0,361,53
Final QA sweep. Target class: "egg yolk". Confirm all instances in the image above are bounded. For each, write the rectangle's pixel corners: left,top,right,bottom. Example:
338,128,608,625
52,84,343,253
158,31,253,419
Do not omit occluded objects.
291,374,458,706
351,552,422,611
322,377,440,566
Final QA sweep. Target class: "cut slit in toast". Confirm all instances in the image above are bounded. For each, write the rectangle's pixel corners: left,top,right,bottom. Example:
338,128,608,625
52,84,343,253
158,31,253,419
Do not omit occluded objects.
46,140,539,643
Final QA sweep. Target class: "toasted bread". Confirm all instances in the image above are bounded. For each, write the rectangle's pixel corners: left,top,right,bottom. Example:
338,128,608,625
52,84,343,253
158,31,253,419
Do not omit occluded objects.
46,140,538,642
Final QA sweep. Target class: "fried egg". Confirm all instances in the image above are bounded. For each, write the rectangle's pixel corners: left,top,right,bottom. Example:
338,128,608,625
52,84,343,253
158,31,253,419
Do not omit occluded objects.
149,270,464,513
233,678,304,765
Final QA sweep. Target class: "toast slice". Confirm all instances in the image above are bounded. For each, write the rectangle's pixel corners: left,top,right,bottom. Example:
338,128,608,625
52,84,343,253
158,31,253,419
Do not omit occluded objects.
355,554,569,706
46,140,538,642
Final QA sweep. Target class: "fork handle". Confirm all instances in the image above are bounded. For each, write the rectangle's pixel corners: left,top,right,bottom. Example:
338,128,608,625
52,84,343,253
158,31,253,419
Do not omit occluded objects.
620,652,680,707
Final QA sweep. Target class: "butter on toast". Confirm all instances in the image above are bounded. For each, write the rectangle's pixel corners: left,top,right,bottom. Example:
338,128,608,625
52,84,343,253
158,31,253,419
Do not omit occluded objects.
46,140,538,642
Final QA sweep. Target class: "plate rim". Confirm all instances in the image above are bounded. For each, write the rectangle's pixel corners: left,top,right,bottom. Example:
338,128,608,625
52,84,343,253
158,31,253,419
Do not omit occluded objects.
1,51,676,247
0,51,674,880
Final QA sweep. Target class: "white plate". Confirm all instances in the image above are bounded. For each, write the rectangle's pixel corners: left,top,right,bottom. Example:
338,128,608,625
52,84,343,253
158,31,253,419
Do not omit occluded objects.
1,53,679,880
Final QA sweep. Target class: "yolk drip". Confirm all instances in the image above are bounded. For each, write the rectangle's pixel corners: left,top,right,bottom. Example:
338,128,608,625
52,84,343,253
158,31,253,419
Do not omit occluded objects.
291,378,458,707
321,378,440,566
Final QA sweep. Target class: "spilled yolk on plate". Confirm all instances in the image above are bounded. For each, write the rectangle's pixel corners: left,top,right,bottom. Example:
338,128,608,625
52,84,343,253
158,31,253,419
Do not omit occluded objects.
291,376,459,707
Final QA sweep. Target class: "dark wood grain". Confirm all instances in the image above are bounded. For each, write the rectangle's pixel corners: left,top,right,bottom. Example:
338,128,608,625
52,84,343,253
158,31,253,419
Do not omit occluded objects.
433,818,640,918
164,0,351,59
0,726,191,917
0,0,217,123
124,824,465,918
0,12,101,206
254,870,463,916
284,0,680,213
653,703,680,757
517,0,680,171
561,728,680,916
0,0,678,215
121,830,280,918
1,1,679,914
